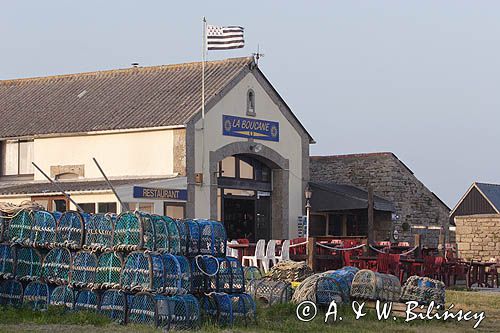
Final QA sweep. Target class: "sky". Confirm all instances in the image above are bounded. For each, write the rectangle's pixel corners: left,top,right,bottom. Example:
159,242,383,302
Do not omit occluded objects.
2,1,500,207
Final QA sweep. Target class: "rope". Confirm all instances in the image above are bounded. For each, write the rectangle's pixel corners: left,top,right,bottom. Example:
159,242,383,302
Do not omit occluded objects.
315,242,365,251
369,245,389,254
195,255,219,277
400,246,419,256
289,241,308,248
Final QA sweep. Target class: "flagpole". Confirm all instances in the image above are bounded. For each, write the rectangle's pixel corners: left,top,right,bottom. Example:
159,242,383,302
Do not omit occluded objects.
202,17,206,123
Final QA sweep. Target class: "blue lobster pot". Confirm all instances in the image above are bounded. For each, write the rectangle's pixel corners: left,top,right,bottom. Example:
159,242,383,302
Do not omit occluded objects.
23,280,50,310
30,210,57,248
50,285,74,309
100,289,128,323
0,279,23,306
74,289,100,311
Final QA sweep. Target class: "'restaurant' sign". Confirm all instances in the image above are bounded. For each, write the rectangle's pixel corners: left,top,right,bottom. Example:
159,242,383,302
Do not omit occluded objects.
133,186,187,201
222,115,279,142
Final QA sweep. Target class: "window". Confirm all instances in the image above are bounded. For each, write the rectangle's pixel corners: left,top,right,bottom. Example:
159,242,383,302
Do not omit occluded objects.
164,203,185,219
217,155,271,183
78,203,96,214
239,159,254,179
127,202,154,213
1,139,34,176
32,196,69,212
219,156,236,178
55,172,79,180
247,89,256,116
98,202,117,214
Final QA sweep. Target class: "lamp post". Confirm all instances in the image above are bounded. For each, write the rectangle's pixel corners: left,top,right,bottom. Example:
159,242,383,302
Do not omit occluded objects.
305,186,312,241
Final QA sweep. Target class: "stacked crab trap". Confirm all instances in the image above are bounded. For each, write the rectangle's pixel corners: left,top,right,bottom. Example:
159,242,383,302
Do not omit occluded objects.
0,208,256,329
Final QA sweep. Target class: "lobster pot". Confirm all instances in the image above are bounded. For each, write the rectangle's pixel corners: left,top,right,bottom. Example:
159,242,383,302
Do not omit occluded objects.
164,216,180,254
121,252,164,292
183,220,201,257
84,213,114,251
42,247,72,284
162,254,183,294
95,251,123,289
113,212,154,251
15,247,42,281
228,256,244,293
23,280,50,310
350,269,401,302
165,295,200,330
230,293,256,326
7,209,32,245
29,210,57,248
244,266,263,282
316,266,359,304
175,220,188,255
100,289,127,323
247,278,292,305
50,285,74,309
0,244,15,278
71,251,98,287
74,289,100,311
0,212,8,242
128,292,157,326
176,255,191,294
400,276,446,306
152,215,169,252
191,256,228,293
56,211,87,249
200,293,233,326
0,279,23,306
198,220,227,256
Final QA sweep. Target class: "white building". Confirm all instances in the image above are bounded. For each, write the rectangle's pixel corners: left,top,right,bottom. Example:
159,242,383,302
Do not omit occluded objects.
0,57,313,241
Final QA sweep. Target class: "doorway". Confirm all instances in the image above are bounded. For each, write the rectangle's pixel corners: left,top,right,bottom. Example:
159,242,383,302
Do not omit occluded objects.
223,197,255,241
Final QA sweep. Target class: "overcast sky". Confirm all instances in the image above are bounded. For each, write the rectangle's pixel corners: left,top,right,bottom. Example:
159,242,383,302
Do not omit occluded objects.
2,1,499,207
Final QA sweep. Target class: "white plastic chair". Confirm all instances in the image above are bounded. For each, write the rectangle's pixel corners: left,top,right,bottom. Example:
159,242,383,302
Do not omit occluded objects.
226,240,239,258
276,239,290,262
261,239,277,273
242,239,265,268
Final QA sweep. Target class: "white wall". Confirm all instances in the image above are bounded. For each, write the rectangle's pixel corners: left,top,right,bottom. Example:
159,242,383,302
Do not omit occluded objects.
193,72,304,238
33,129,177,180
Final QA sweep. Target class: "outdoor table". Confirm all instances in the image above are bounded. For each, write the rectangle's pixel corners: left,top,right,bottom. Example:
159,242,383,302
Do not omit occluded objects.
228,243,249,262
352,256,378,270
467,261,497,288
400,257,424,278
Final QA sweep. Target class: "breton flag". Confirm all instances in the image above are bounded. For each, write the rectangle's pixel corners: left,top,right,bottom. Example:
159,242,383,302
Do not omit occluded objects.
206,25,245,50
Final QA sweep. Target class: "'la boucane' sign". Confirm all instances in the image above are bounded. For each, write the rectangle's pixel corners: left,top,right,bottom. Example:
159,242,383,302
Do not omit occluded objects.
222,115,279,142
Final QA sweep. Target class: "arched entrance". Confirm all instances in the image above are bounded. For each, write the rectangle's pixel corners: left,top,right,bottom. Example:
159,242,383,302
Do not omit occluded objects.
209,142,289,241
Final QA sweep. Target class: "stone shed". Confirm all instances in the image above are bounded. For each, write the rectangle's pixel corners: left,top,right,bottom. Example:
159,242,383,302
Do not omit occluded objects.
454,214,500,262
310,152,450,247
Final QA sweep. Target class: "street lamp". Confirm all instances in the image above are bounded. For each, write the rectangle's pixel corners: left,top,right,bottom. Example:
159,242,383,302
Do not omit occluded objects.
305,186,312,240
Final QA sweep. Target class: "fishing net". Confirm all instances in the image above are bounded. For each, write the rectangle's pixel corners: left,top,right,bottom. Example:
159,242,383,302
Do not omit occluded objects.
50,285,74,309
400,276,445,306
113,212,152,251
267,260,314,282
165,216,180,255
175,220,188,255
0,244,15,278
247,278,292,305
95,251,123,289
74,289,99,311
128,292,157,326
161,254,183,294
71,250,98,288
100,289,127,323
15,247,42,281
350,269,401,302
151,215,169,252
83,213,114,251
56,211,87,249
29,210,57,248
184,220,201,257
244,266,263,282
42,247,72,284
230,293,256,326
23,280,50,310
7,209,33,245
121,251,164,292
198,220,226,257
166,294,200,330
0,279,23,306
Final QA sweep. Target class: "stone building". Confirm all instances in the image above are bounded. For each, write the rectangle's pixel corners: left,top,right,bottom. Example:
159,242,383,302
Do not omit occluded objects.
0,57,313,242
310,152,450,246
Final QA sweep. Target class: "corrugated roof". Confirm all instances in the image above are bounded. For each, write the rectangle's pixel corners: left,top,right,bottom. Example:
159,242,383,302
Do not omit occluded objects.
309,182,395,212
474,182,500,212
0,57,253,138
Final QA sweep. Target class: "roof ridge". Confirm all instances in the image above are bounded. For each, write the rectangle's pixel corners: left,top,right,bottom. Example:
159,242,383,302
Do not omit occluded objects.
475,181,500,187
311,152,394,159
0,57,254,86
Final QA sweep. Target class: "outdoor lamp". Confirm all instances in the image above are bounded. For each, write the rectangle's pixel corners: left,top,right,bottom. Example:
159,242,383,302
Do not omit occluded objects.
305,186,312,200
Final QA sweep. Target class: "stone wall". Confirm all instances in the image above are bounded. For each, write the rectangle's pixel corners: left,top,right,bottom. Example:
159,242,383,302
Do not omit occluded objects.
310,153,450,247
455,214,500,262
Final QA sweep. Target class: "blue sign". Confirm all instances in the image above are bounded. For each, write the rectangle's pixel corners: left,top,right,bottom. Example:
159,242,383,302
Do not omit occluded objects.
133,186,187,201
222,115,279,142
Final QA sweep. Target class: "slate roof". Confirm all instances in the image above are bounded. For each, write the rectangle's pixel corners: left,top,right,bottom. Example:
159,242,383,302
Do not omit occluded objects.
0,177,163,195
309,182,395,212
473,182,500,212
0,57,253,138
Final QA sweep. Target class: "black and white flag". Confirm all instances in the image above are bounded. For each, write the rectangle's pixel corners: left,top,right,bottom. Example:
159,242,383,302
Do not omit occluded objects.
206,25,244,50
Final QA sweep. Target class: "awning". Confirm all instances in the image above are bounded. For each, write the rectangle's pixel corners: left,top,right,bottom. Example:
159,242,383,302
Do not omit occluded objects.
309,182,395,212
